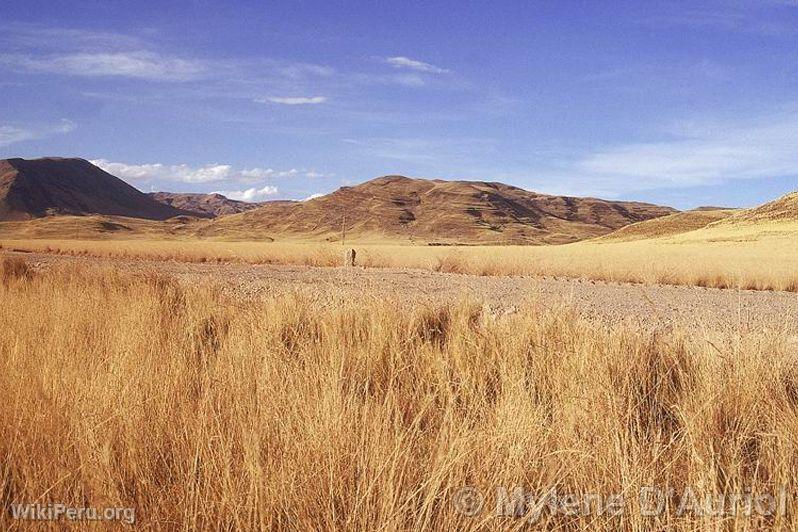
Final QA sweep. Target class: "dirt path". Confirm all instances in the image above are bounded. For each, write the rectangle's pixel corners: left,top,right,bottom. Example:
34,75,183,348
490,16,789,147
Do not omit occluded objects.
7,250,798,332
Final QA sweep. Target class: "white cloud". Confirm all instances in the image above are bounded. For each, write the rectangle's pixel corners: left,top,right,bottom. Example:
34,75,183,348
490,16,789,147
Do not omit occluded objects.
216,185,279,201
386,56,449,74
171,164,234,183
91,160,236,183
0,119,75,147
302,193,324,201
91,159,321,185
256,96,328,105
2,51,205,81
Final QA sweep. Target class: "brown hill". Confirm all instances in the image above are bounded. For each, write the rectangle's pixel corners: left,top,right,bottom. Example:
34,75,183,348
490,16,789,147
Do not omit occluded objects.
205,175,676,244
598,208,738,242
0,157,186,221
148,192,262,218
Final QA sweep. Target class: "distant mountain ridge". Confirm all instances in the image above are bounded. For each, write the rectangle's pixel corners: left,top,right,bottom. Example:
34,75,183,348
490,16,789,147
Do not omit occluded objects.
148,192,263,217
206,175,677,244
0,157,187,221
0,159,681,244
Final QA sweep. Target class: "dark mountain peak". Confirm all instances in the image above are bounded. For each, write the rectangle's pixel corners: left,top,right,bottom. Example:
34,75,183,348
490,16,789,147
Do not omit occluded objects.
0,157,187,221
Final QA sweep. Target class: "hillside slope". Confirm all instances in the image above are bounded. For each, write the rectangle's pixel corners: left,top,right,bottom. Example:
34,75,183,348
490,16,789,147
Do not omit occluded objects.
0,158,186,221
205,175,676,244
720,191,798,223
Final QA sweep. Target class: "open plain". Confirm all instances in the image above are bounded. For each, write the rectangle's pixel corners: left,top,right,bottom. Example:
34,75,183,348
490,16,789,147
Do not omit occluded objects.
6,248,798,332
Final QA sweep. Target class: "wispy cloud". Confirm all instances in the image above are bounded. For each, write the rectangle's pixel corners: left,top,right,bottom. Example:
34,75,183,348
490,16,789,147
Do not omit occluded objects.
578,113,798,187
1,23,463,113
642,3,798,38
531,108,798,197
0,24,145,52
277,63,335,78
214,185,279,201
0,24,206,82
1,24,338,88
0,119,75,147
388,73,427,87
386,56,450,74
0,126,35,148
256,96,328,105
2,51,205,81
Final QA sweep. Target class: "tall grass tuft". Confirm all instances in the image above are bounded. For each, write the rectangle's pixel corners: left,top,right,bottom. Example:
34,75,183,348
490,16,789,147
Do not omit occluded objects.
0,257,32,285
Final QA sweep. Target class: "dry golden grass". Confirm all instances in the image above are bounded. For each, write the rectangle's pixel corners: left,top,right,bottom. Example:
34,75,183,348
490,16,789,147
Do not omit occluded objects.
2,260,798,529
4,216,798,292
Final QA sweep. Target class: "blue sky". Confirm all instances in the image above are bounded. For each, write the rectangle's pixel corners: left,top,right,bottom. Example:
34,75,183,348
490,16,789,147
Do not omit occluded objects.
1,0,798,208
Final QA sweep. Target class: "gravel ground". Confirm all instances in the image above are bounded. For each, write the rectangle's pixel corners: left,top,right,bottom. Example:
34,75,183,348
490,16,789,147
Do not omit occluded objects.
7,250,798,332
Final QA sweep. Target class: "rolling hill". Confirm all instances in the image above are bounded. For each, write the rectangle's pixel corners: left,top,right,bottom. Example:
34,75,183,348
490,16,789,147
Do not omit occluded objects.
719,191,798,223
0,157,186,221
204,175,676,244
148,192,263,217
597,191,798,247
598,208,739,242
657,191,798,244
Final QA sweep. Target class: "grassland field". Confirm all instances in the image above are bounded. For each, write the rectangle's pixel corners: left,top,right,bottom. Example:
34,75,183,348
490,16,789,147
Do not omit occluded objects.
2,257,798,530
